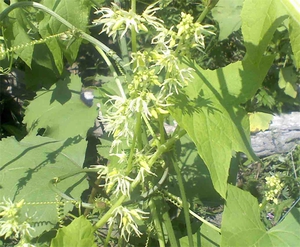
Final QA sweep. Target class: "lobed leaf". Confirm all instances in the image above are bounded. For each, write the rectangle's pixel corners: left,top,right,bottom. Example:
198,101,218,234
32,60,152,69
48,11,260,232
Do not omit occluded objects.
50,216,97,247
23,73,98,141
0,135,89,237
221,185,300,246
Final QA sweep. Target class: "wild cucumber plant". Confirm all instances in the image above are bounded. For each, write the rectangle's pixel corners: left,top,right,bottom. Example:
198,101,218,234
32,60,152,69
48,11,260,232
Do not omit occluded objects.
0,0,300,246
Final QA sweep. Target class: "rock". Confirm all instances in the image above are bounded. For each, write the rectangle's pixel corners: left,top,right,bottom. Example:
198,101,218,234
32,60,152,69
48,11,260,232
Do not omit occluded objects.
251,112,300,157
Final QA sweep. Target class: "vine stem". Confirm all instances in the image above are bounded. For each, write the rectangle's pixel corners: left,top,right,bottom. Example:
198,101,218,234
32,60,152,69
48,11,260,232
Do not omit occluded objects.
126,112,142,174
171,155,194,247
130,0,137,69
0,1,129,74
196,0,219,23
95,46,126,99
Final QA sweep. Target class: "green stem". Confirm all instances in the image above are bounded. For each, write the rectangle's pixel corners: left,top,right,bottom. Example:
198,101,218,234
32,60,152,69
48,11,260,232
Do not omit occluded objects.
196,0,219,24
130,0,137,68
95,46,126,99
104,221,115,247
171,155,194,247
94,194,126,229
189,210,221,233
48,168,100,209
162,211,179,247
158,115,165,144
148,129,186,168
126,112,142,174
149,199,166,247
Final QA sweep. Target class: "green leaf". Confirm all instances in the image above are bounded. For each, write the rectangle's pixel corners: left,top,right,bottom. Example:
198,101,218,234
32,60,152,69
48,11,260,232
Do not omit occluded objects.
280,0,300,25
175,134,220,202
3,8,34,67
170,59,257,198
242,0,288,65
39,0,92,73
211,0,244,40
23,73,98,140
50,216,97,247
248,112,273,132
288,17,300,68
278,66,298,98
179,224,221,247
221,185,300,247
0,135,89,237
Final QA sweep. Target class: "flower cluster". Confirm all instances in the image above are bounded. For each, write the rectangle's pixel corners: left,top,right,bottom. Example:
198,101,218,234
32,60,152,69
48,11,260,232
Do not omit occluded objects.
176,12,215,53
264,175,284,204
92,4,215,242
93,3,163,40
107,206,149,242
0,198,34,245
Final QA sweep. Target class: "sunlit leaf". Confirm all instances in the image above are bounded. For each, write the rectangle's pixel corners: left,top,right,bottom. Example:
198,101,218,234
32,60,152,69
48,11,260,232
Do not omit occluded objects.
50,216,97,247
0,136,89,237
248,112,273,132
23,73,98,140
221,185,300,246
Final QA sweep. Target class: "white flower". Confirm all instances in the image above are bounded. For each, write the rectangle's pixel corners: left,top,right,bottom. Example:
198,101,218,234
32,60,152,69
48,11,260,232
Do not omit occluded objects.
105,169,133,198
108,206,149,241
93,2,163,41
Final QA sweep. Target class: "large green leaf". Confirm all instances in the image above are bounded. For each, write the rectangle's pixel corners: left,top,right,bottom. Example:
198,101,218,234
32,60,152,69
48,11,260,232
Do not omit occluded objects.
221,185,300,246
169,60,256,199
50,216,97,247
0,135,89,237
169,0,291,198
23,73,98,140
211,0,244,40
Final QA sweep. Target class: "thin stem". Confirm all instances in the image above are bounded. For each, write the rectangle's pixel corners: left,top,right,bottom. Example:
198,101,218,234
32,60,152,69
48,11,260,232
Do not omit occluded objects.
84,176,102,216
126,112,142,174
148,129,186,168
95,46,126,99
158,115,165,144
171,154,194,247
189,210,221,233
196,0,218,23
162,211,179,247
130,0,137,68
149,199,166,247
94,194,126,229
48,168,99,209
196,6,210,23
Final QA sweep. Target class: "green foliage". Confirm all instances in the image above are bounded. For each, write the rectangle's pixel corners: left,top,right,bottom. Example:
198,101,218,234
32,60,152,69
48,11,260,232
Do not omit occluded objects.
179,223,221,247
0,0,299,246
221,185,300,246
289,17,300,68
23,73,97,141
212,0,243,40
50,216,97,247
0,135,88,237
